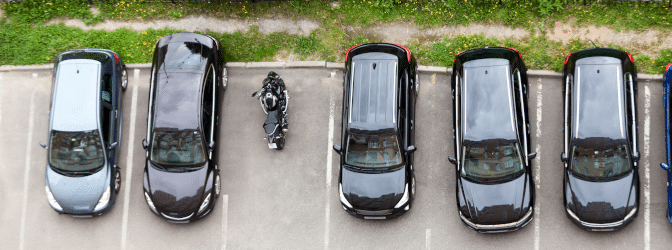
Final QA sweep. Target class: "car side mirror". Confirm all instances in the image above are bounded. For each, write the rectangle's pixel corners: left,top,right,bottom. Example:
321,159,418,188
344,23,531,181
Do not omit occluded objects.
448,157,457,165
333,144,342,155
39,142,47,149
208,141,215,151
407,145,417,153
633,151,640,161
560,152,568,163
661,163,670,172
528,152,537,160
108,142,118,150
142,139,149,150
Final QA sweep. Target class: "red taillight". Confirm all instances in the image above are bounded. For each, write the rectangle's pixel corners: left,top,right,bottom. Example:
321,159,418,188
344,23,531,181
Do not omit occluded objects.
666,63,672,74
564,54,571,65
506,47,522,60
454,50,467,63
627,53,635,63
395,44,412,63
113,53,119,64
344,44,361,63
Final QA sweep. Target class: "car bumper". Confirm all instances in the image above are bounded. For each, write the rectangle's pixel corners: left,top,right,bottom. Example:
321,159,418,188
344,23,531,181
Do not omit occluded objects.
341,202,411,220
566,206,637,231
146,196,217,223
459,208,534,233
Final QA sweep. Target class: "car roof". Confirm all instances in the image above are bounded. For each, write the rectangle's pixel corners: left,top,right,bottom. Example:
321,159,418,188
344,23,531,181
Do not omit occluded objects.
51,59,101,132
461,58,518,142
153,70,204,130
348,52,398,131
572,56,626,140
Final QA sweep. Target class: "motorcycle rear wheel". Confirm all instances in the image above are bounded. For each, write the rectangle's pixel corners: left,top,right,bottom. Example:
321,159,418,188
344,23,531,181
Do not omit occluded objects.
275,135,285,150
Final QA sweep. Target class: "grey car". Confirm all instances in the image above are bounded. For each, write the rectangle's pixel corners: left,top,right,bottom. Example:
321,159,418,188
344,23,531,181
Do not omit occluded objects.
40,49,127,216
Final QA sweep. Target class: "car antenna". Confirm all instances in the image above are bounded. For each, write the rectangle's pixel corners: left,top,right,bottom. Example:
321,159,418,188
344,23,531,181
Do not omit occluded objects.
589,40,599,48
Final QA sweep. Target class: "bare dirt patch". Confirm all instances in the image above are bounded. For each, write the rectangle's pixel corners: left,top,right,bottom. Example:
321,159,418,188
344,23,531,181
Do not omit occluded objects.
549,22,671,57
89,6,100,16
45,16,320,36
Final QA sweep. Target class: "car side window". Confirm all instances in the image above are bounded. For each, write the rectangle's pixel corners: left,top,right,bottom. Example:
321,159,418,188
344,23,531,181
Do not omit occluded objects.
512,69,523,134
101,73,114,145
624,72,634,141
202,64,215,143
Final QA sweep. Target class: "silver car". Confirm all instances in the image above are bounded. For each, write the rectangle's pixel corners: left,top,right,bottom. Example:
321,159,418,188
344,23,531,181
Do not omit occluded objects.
40,49,127,216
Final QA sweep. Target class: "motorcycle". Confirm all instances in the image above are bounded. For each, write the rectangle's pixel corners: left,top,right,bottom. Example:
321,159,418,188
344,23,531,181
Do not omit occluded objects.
251,71,289,150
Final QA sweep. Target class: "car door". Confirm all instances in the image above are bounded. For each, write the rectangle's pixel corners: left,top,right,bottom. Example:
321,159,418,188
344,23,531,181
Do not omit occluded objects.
202,64,216,161
101,72,116,165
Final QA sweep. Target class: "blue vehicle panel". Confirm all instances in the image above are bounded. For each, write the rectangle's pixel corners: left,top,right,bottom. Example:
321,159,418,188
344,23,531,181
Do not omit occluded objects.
661,63,672,224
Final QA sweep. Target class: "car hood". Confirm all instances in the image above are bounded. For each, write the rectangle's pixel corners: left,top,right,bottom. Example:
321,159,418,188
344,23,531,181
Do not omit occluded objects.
46,165,108,214
565,171,635,223
146,161,208,217
459,173,528,225
341,166,406,211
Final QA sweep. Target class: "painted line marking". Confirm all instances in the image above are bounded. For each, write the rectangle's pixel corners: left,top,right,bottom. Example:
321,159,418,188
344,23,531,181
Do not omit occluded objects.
534,80,542,250
644,85,651,250
325,94,335,250
134,69,140,79
120,85,139,250
425,229,431,250
19,92,36,250
221,194,229,250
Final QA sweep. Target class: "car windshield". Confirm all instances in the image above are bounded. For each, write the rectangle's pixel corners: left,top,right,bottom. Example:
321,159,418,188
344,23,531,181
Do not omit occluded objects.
570,144,632,180
150,129,206,167
48,130,105,173
161,42,209,71
461,141,524,183
345,133,403,169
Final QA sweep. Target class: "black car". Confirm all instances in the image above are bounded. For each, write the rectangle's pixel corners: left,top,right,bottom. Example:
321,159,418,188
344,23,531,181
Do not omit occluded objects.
141,33,225,223
42,49,127,216
561,48,640,231
449,47,536,233
333,43,418,219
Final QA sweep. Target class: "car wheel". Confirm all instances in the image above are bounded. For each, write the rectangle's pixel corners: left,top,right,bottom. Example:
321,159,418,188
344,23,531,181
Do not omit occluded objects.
415,73,419,96
222,67,228,90
114,169,121,194
214,173,221,198
121,67,128,91
411,175,416,197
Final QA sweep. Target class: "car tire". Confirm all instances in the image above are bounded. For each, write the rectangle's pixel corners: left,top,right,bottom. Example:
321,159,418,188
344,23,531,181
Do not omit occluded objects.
121,67,128,91
214,173,221,198
222,67,228,90
114,169,121,194
411,175,416,197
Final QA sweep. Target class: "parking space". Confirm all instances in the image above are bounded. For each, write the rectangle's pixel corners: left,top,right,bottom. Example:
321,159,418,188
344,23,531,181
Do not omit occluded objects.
0,67,671,249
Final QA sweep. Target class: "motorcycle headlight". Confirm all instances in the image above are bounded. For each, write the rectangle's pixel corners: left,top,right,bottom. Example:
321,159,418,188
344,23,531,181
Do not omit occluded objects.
93,187,111,211
339,184,353,208
198,193,211,214
144,192,157,213
45,185,63,211
394,184,410,209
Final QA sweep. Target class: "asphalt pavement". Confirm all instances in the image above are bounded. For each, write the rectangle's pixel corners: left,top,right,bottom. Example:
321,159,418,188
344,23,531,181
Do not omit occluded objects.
0,67,670,250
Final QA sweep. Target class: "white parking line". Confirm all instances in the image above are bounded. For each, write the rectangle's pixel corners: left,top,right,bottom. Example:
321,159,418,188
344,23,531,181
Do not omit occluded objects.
425,229,431,250
120,85,139,250
134,69,140,79
325,95,335,250
534,80,542,250
19,92,36,250
644,85,651,250
221,194,229,250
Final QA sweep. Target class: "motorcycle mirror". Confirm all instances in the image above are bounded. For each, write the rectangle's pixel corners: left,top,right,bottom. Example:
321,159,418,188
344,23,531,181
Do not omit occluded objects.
142,139,149,150
448,157,457,165
661,163,670,172
39,142,47,149
333,144,342,155
251,91,258,97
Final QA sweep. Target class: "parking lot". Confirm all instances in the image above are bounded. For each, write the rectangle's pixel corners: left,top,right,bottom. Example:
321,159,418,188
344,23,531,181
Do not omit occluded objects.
0,66,670,250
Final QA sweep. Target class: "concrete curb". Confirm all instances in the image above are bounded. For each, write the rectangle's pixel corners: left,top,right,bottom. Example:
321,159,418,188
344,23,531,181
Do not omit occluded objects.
246,62,286,68
0,62,665,82
286,61,326,68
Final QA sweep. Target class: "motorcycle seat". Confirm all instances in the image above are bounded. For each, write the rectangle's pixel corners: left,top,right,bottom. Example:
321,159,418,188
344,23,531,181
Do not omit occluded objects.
264,110,280,134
